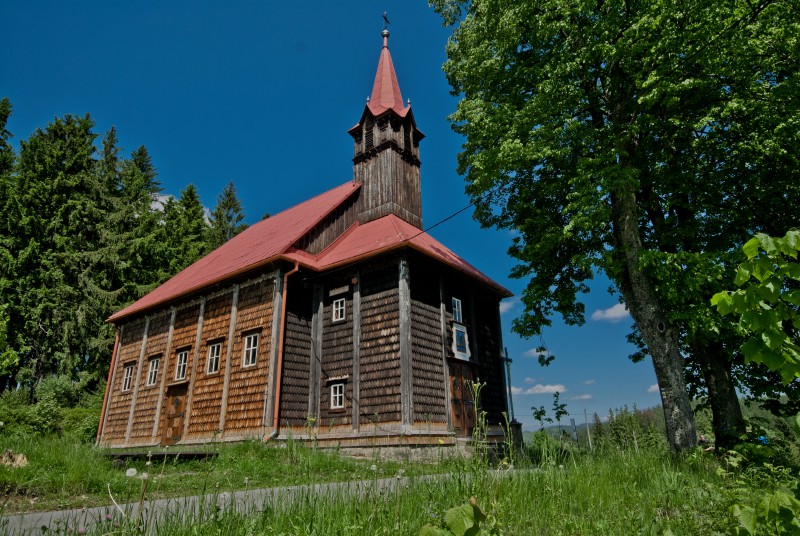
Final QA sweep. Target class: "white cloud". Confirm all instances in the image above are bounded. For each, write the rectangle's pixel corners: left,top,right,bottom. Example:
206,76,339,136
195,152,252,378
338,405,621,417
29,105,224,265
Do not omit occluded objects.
647,384,660,394
582,379,596,385
523,348,550,358
499,299,516,314
590,303,630,323
523,377,536,384
569,394,593,401
513,384,566,395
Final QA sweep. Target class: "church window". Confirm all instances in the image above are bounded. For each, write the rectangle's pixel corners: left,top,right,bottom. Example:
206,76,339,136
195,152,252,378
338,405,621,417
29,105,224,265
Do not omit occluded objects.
146,357,160,386
333,298,346,322
207,343,221,374
243,333,259,367
122,364,134,391
175,350,188,380
330,382,345,409
452,297,463,323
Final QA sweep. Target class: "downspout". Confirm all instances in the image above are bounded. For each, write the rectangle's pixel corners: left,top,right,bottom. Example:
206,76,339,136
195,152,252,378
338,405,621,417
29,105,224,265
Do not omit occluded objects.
268,261,300,440
96,329,120,444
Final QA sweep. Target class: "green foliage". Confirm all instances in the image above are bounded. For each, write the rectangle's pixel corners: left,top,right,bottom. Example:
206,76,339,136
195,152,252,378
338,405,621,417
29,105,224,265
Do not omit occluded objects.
432,0,800,452
420,497,498,536
207,180,247,250
713,231,800,383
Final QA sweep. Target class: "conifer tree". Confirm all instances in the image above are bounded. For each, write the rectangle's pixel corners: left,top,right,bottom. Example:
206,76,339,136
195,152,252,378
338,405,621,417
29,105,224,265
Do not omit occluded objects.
207,180,247,250
4,114,107,385
162,184,210,277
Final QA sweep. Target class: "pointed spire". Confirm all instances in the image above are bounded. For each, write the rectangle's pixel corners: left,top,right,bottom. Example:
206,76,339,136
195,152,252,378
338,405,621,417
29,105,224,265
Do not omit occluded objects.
368,29,409,117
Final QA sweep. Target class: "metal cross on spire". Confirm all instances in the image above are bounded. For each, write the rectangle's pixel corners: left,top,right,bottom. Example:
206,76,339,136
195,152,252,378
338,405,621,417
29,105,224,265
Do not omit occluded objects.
382,11,390,31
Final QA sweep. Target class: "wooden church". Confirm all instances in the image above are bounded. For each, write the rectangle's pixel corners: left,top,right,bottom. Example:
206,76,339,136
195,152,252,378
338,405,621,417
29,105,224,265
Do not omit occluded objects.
96,29,512,451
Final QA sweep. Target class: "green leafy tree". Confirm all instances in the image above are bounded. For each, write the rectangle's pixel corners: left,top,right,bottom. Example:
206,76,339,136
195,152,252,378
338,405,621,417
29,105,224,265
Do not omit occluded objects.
207,180,247,250
713,232,800,383
432,0,800,451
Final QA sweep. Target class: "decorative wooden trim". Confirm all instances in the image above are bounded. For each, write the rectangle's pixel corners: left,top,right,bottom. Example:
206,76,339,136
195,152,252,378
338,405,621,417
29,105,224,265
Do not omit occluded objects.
351,273,361,431
218,284,240,432
151,308,177,439
308,283,323,423
125,317,150,443
182,297,206,439
439,276,452,430
399,257,413,429
264,271,283,435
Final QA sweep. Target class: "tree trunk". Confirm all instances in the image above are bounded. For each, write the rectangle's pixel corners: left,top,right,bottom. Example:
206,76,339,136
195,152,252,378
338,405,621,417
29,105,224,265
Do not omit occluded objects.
611,187,697,452
694,340,746,450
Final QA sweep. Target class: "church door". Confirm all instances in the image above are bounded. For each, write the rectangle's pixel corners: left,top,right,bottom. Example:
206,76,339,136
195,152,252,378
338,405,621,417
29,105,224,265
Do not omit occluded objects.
448,362,476,436
161,383,188,446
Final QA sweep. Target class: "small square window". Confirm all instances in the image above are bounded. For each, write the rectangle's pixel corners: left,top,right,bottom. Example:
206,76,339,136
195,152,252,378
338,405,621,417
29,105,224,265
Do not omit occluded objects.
330,382,345,409
146,357,160,386
452,297,463,324
175,350,189,381
332,298,346,322
243,333,259,367
122,364,134,391
207,343,221,374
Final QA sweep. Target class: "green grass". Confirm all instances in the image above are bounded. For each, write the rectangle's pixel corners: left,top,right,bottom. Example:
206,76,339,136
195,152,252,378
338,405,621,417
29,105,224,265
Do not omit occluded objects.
0,434,442,514
6,446,766,535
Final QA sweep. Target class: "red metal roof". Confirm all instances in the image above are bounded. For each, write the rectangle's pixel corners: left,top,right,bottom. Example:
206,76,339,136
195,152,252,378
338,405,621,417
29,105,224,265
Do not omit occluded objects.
285,214,512,296
108,181,361,321
367,31,409,118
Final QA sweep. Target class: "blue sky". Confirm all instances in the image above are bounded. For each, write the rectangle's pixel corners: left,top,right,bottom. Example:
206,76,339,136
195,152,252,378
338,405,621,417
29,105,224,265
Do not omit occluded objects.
1,1,662,429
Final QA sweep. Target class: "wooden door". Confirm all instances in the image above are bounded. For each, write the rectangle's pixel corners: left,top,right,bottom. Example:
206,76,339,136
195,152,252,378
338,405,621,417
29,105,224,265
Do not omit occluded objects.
161,383,188,446
449,362,476,436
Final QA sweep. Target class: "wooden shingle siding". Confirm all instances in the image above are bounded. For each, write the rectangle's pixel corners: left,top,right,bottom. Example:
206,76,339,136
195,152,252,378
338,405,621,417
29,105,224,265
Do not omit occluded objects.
359,262,401,424
224,279,275,436
409,255,447,423
186,292,233,438
165,304,201,381
129,311,170,440
473,294,506,424
101,318,146,445
411,299,447,423
318,277,354,426
280,282,312,427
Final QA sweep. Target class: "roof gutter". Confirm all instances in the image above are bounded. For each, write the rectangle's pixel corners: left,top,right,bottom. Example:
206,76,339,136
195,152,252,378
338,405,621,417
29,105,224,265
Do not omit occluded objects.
268,260,300,439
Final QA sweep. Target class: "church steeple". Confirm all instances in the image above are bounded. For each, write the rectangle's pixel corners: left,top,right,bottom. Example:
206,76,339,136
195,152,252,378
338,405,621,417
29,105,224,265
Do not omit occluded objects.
349,28,425,229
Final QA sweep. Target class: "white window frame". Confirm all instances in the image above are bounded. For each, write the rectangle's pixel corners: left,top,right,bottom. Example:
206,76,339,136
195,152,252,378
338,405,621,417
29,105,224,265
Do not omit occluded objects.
332,298,346,322
452,297,463,324
175,350,189,381
330,382,345,409
242,333,259,367
207,343,221,374
122,364,134,391
146,357,159,386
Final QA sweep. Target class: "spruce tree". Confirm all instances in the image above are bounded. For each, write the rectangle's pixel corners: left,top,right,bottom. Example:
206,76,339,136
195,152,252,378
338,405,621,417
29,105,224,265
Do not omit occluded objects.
162,184,210,277
207,180,247,250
